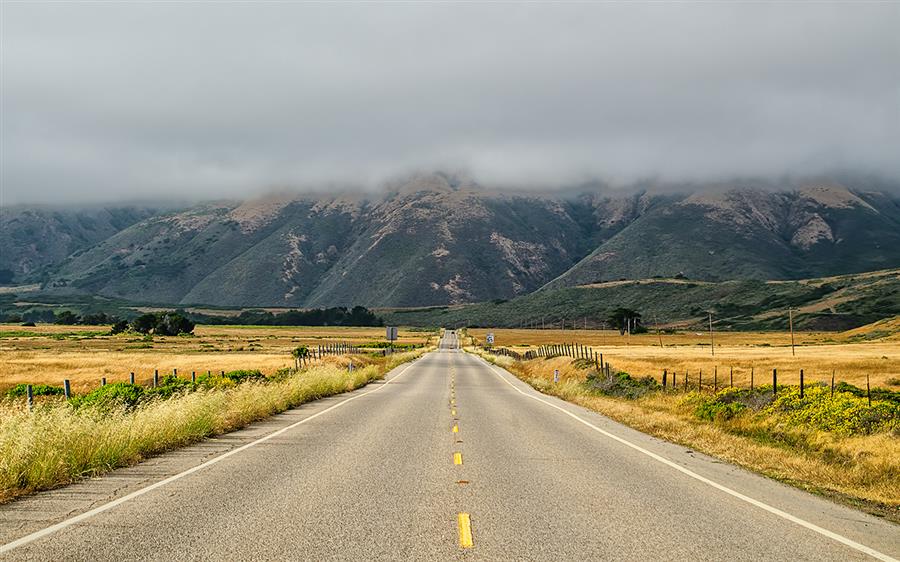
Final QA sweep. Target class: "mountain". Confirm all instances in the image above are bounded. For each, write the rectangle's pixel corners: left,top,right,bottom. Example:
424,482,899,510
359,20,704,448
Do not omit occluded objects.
42,174,602,307
0,205,167,284
5,173,900,307
545,179,900,289
380,268,900,332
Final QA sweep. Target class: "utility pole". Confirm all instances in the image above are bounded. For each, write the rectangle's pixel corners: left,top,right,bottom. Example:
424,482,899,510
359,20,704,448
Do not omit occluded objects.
708,311,715,357
789,307,796,356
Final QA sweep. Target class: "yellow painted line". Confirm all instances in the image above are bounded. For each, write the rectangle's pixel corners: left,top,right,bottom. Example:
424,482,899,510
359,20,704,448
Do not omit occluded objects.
457,512,474,549
453,452,463,465
451,409,456,416
452,424,459,433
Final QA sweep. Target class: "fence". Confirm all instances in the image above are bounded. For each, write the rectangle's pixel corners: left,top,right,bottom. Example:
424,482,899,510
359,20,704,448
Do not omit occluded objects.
10,340,375,410
482,342,876,404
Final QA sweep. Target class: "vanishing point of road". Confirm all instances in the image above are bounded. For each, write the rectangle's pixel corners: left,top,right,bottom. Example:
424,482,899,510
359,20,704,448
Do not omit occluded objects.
1,332,897,561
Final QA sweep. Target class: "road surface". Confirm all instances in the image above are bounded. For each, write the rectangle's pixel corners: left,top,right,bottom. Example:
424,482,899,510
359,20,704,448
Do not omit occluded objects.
1,332,897,560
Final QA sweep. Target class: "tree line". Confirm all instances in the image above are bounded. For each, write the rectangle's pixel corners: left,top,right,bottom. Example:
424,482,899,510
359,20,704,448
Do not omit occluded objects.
188,306,383,327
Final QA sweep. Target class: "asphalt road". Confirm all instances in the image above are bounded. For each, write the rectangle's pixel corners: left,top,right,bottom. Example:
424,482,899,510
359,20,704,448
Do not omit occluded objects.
1,331,897,561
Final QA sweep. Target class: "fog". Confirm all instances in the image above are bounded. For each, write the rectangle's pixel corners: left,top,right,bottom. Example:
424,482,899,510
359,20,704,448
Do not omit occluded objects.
2,2,898,204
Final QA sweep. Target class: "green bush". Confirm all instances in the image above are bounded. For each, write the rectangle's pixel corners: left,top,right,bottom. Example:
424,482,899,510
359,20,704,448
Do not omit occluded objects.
70,383,145,411
586,371,659,399
196,369,267,388
5,384,65,398
145,375,194,399
695,399,745,422
766,385,899,435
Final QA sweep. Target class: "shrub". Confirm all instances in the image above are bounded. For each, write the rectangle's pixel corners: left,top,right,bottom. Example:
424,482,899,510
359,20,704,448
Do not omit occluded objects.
766,385,899,435
694,399,745,422
5,384,65,398
70,383,145,411
109,320,129,335
196,369,267,388
586,371,659,399
145,375,194,399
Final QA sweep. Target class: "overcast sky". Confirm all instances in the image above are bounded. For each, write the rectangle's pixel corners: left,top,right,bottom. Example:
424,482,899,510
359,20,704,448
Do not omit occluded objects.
2,2,899,204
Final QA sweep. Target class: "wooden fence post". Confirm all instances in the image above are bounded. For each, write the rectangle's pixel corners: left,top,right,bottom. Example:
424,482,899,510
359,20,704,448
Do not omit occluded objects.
699,370,703,392
26,385,33,411
101,377,106,387
192,371,196,384
714,366,717,393
800,369,804,398
662,369,667,388
772,369,777,396
750,367,754,390
730,366,733,388
64,379,71,400
831,369,835,398
867,374,871,407
153,370,159,388
130,372,135,384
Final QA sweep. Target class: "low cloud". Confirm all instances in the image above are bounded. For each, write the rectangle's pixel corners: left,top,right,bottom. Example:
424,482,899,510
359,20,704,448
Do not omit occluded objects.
2,3,899,203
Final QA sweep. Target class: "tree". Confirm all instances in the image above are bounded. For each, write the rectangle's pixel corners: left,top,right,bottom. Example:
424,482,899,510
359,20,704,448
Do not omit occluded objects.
154,312,195,336
607,308,643,335
54,310,80,325
131,314,158,334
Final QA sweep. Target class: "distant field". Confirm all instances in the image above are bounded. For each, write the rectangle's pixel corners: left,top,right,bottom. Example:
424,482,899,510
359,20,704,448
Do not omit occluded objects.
0,324,436,393
467,327,900,389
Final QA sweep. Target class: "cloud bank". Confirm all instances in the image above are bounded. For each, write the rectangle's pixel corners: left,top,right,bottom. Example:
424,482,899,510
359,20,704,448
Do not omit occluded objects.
2,2,899,203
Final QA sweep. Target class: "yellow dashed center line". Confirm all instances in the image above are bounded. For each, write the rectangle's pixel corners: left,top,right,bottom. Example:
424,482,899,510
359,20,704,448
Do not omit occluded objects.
457,513,474,549
453,452,463,465
451,409,456,416
452,424,459,433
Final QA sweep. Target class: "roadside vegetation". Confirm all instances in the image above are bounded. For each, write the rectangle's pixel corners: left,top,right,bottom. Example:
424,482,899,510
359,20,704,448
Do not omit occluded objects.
0,324,436,393
0,348,427,504
468,345,900,520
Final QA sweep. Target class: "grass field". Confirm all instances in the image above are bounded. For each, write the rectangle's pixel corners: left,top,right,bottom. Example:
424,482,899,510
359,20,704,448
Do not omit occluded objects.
0,324,436,394
467,328,900,390
469,348,900,516
0,349,427,503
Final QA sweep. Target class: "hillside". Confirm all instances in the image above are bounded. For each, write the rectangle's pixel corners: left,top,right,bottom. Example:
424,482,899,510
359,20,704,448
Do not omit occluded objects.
546,179,900,289
0,205,166,284
4,173,900,307
380,268,900,331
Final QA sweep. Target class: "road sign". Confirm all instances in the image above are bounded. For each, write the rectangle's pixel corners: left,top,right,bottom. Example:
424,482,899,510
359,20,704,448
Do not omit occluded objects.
386,326,398,342
486,332,494,345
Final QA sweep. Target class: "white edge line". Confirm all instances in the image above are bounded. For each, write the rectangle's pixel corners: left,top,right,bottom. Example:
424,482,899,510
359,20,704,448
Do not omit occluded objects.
0,361,418,554
473,354,898,562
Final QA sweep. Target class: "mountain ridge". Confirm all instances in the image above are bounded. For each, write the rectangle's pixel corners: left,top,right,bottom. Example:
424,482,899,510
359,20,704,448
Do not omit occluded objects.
2,174,898,307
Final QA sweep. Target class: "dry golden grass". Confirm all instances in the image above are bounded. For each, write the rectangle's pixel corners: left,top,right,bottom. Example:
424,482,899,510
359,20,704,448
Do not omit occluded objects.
468,328,900,389
0,348,427,503
471,349,900,515
0,324,436,393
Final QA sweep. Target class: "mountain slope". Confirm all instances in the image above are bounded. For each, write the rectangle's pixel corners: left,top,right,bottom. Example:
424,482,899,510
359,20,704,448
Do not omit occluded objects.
381,268,900,332
12,174,900,307
545,181,900,289
0,205,166,283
